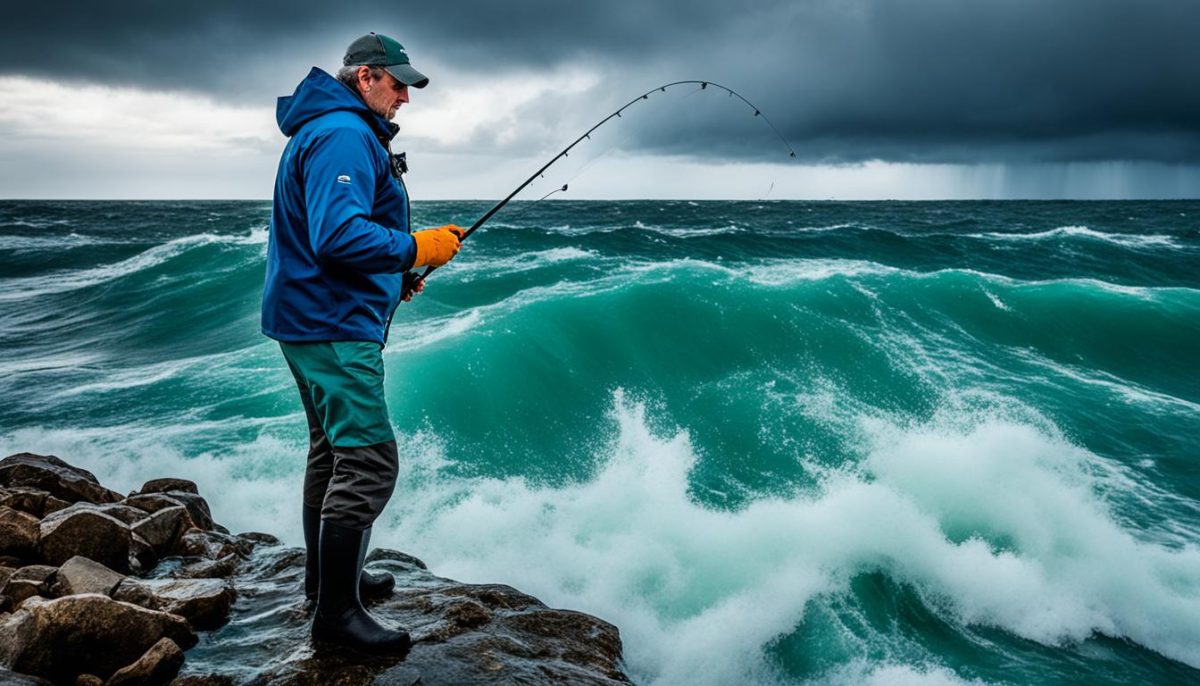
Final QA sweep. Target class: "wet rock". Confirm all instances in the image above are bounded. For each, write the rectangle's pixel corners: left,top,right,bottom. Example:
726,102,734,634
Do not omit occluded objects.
1,565,57,606
136,479,199,496
38,507,131,573
0,594,196,683
236,532,282,548
75,675,103,686
366,548,428,571
49,556,125,597
170,555,240,580
0,506,40,558
0,666,51,684
133,506,194,554
168,676,235,686
114,578,235,630
106,637,185,686
234,556,631,685
174,529,250,561
0,454,122,506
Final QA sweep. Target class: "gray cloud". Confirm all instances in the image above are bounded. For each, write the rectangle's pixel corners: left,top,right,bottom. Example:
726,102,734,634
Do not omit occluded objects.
3,0,1197,165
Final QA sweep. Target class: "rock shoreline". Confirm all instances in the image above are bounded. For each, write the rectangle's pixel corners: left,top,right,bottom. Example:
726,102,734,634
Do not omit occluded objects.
0,453,633,685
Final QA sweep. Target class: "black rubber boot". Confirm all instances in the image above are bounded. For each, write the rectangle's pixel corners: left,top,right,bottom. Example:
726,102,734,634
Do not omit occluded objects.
303,504,395,602
311,520,411,656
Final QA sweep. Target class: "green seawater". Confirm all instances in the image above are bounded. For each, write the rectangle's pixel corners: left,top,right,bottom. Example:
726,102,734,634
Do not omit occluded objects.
1,199,1198,685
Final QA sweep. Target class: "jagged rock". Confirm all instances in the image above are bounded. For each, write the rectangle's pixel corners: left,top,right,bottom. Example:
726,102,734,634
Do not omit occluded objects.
235,532,281,548
49,556,125,597
130,533,159,575
170,555,240,580
136,479,198,496
1,565,57,606
38,507,131,573
111,579,164,612
0,666,52,684
133,506,193,553
0,506,40,558
159,493,224,534
366,548,428,570
113,578,235,630
228,549,631,685
125,494,187,516
0,594,196,683
174,530,250,561
0,454,122,506
42,496,71,516
106,637,184,686
75,675,103,686
0,488,48,518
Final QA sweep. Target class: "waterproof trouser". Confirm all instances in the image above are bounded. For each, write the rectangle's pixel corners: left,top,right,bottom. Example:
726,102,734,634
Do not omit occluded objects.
280,341,399,530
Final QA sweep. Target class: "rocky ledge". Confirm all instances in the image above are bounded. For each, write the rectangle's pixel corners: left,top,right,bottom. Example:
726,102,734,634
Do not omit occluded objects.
0,453,632,685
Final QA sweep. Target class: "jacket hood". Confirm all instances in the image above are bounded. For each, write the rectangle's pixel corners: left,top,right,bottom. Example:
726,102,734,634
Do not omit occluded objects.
275,67,398,140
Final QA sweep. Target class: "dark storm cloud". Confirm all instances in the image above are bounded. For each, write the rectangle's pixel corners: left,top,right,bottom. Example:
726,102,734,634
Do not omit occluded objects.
4,0,1197,165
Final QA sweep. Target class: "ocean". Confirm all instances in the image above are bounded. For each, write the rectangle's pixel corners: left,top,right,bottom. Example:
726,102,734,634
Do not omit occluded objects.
0,199,1197,685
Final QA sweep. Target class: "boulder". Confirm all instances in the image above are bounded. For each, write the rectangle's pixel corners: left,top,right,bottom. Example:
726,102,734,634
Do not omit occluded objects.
75,675,103,686
169,555,240,580
0,594,196,683
0,488,48,518
38,508,131,573
124,494,186,516
0,506,40,558
105,637,184,686
135,479,198,496
41,496,71,516
1,565,57,607
0,454,122,506
156,493,222,533
174,530,250,561
129,533,159,575
49,556,125,597
132,506,193,553
112,578,235,630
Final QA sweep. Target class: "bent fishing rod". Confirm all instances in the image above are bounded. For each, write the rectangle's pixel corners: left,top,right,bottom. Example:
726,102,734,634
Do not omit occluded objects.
401,80,797,299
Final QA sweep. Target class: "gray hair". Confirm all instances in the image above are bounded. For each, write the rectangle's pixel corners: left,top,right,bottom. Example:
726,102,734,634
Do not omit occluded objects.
335,65,386,93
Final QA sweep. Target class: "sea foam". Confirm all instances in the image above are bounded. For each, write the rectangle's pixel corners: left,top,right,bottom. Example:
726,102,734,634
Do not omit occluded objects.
363,391,1200,684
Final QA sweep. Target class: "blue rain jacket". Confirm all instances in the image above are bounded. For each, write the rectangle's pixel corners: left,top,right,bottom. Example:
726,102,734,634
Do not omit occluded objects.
262,67,417,344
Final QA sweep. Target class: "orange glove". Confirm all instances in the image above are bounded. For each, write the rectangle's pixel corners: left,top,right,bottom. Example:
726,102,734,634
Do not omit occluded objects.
411,224,464,268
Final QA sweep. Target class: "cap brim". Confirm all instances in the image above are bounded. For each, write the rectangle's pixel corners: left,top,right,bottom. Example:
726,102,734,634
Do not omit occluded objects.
386,63,429,89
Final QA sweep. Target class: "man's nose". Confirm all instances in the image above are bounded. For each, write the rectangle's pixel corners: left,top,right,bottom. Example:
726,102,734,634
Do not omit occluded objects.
399,86,409,103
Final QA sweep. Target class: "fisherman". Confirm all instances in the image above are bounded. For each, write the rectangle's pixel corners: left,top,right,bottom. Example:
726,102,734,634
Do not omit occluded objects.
261,32,463,656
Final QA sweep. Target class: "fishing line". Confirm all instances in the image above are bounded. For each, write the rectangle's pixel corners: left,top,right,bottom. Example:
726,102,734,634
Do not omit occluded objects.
403,80,798,299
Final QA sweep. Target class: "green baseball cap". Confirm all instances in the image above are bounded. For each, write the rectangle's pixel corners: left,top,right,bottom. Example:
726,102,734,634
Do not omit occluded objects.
343,32,429,89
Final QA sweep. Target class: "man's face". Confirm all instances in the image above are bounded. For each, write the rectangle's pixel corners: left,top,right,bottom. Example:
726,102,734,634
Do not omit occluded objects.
363,70,409,120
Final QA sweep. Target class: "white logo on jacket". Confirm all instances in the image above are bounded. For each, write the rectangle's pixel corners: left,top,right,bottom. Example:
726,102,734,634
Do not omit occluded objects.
336,175,351,184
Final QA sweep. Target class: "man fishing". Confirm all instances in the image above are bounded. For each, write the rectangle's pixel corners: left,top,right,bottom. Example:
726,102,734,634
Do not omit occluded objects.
261,32,463,656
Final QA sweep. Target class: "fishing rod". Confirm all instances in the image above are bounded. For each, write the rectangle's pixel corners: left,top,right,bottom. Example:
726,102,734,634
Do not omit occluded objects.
401,80,797,299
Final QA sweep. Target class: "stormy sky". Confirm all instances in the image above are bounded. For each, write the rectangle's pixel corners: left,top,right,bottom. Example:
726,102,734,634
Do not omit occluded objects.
1,0,1197,199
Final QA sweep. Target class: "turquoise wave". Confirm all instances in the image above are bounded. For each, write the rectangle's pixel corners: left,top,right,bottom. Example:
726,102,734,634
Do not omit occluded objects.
1,200,1198,685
